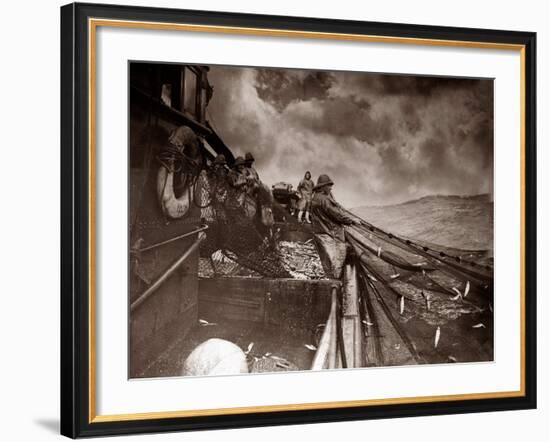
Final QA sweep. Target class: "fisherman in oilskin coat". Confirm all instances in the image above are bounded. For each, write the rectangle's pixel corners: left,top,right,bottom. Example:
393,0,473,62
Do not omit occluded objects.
311,174,358,242
243,152,260,183
209,154,229,220
297,171,314,223
227,156,248,210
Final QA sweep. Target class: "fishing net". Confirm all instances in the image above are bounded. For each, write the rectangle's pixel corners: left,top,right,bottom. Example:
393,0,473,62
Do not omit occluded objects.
340,212,495,367
195,168,291,278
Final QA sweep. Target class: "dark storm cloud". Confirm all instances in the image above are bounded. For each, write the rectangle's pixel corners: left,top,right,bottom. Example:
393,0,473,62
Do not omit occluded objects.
255,69,334,111
283,97,394,144
206,65,493,207
343,72,483,98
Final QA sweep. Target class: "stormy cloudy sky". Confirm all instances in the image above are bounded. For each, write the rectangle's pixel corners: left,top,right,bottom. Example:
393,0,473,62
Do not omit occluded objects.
206,65,494,208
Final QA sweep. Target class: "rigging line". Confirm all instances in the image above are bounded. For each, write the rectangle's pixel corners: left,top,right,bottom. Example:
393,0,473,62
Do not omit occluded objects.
393,228,493,277
351,223,433,265
349,230,456,297
346,227,435,272
344,207,492,276
413,241,493,272
421,248,493,280
402,235,493,268
353,221,490,288
405,240,492,286
358,219,492,282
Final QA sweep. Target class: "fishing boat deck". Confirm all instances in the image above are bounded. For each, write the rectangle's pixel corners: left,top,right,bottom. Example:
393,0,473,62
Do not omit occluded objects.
133,276,339,378
138,319,318,378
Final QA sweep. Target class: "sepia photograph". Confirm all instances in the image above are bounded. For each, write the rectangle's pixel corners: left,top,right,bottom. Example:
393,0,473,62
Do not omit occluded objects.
128,61,494,379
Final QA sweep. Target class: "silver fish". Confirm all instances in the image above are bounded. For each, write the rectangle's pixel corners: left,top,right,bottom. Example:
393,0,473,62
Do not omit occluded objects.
464,281,471,298
434,326,441,348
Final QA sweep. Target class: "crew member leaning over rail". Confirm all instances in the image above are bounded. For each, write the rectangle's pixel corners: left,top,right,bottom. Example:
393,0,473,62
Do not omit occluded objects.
243,152,260,183
311,174,359,241
310,174,360,279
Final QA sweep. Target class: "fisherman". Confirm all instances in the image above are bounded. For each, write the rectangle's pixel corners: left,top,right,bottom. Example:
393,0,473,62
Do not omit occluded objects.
197,154,228,223
226,156,248,211
243,152,262,218
242,152,260,197
296,171,314,223
228,155,246,180
210,154,228,212
211,154,227,178
243,152,260,182
311,174,359,242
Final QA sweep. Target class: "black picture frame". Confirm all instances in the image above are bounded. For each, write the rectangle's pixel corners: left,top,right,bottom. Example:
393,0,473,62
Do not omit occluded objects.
61,2,537,438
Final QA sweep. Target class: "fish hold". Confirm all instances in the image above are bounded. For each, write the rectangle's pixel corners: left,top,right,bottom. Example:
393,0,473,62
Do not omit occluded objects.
182,339,249,377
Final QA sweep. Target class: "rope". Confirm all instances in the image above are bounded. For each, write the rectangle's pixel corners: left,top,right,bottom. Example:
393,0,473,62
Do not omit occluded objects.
341,206,493,274
349,218,492,288
346,227,436,272
156,143,203,175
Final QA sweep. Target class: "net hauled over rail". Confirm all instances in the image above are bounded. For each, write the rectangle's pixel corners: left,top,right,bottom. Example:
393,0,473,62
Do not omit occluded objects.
195,169,292,278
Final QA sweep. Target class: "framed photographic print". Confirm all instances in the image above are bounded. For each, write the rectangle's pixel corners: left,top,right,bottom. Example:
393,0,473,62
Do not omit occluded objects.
60,2,537,438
